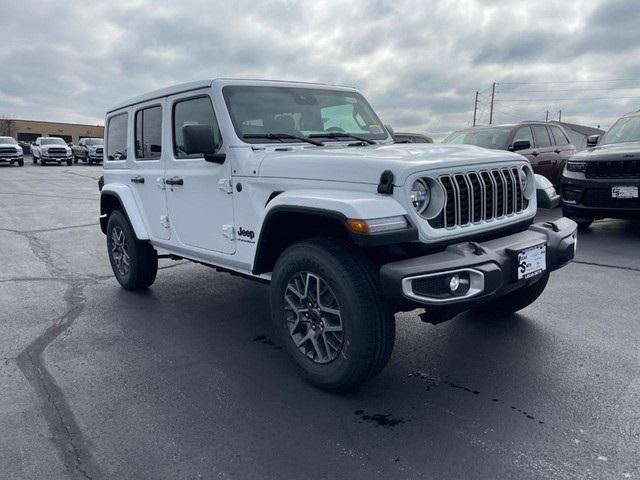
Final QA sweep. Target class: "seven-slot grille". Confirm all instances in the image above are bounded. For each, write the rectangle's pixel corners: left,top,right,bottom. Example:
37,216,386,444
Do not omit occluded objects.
585,160,640,178
46,147,67,156
429,166,527,229
0,147,18,156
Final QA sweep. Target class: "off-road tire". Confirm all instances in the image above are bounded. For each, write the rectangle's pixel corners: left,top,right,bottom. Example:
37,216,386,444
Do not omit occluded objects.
472,272,550,317
270,237,395,393
106,210,158,291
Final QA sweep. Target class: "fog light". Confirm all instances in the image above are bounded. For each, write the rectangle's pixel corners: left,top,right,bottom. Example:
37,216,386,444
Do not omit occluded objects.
449,274,460,293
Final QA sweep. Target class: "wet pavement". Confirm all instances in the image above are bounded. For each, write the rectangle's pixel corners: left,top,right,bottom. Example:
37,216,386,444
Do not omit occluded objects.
1,159,639,479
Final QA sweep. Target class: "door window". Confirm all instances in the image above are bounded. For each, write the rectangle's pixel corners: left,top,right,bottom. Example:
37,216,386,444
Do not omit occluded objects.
134,106,162,160
106,113,128,161
532,125,552,148
173,96,221,159
513,126,534,147
549,125,570,145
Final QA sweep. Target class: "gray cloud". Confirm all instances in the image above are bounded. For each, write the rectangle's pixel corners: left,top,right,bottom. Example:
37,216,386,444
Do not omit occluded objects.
1,0,639,139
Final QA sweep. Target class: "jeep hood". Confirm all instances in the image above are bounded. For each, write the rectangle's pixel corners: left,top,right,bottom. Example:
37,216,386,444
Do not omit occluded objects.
571,141,640,161
257,143,526,186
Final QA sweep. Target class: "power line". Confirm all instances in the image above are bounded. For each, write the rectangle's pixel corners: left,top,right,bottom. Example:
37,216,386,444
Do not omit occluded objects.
496,95,640,102
497,86,640,94
498,78,640,85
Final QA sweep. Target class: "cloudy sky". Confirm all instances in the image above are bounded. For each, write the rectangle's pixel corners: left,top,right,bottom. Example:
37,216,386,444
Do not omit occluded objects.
1,0,640,138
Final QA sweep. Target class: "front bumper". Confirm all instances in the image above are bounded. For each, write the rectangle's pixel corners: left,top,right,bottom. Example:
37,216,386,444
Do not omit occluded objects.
561,172,640,219
0,156,22,162
380,217,577,313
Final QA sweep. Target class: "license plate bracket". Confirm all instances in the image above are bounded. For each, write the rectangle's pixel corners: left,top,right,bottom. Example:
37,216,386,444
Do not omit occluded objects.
516,243,547,280
612,186,639,199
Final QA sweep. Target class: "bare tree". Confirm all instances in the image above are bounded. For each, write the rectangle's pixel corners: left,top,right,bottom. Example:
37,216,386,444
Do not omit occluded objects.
0,116,14,137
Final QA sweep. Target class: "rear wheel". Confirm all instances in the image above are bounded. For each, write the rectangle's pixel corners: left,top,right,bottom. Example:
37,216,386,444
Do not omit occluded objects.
106,210,158,290
270,238,395,392
472,272,550,317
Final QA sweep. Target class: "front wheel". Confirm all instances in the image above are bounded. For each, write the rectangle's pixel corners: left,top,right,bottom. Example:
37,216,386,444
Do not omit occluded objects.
66,158,72,166
32,155,37,164
106,210,158,290
472,272,550,317
270,238,395,392
17,158,24,167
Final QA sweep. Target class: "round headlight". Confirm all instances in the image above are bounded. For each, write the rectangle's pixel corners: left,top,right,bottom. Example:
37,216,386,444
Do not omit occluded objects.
410,179,430,214
519,167,528,190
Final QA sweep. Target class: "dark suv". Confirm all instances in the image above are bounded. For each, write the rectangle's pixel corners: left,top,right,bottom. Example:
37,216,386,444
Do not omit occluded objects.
561,111,640,228
443,122,576,186
394,132,433,143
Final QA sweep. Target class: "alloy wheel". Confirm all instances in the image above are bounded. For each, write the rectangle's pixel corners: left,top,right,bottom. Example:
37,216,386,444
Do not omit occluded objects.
284,272,344,364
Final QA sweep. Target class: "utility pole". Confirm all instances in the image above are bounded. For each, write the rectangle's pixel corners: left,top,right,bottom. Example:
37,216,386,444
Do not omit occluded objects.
545,110,549,122
489,82,496,125
558,110,562,122
473,91,479,126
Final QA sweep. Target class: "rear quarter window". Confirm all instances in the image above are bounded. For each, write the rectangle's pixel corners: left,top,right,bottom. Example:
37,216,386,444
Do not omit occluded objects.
107,113,128,161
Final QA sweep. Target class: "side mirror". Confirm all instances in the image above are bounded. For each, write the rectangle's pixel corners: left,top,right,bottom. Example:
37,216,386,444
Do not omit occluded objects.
586,134,600,147
385,124,395,136
182,124,225,164
510,139,531,151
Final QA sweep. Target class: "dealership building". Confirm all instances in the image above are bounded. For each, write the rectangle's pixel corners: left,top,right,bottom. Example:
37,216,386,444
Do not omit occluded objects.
0,118,104,145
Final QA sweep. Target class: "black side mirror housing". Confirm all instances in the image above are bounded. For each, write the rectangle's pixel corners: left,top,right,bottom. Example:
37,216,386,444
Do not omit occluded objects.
510,139,531,151
182,124,225,163
385,124,395,137
586,134,600,147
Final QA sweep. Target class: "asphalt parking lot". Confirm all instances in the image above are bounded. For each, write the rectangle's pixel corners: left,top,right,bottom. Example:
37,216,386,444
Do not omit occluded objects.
1,158,639,480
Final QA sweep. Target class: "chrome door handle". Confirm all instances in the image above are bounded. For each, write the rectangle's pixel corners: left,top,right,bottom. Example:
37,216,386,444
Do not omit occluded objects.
130,176,144,184
165,177,184,186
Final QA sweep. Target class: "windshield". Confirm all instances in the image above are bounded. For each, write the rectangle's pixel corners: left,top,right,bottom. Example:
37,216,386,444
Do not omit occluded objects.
0,137,17,144
223,86,388,143
602,115,640,145
84,138,102,146
41,138,66,145
443,128,512,150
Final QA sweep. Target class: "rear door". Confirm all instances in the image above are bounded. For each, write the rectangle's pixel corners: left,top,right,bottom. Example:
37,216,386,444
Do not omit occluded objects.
164,92,236,255
530,125,557,182
128,102,170,240
549,125,576,185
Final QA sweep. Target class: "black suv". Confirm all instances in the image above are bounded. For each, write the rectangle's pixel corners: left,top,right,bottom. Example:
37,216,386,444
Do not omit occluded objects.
561,111,640,228
443,122,576,186
394,132,433,143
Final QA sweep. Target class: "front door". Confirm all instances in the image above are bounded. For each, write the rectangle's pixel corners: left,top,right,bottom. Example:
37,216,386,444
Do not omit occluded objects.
164,92,236,255
530,124,557,182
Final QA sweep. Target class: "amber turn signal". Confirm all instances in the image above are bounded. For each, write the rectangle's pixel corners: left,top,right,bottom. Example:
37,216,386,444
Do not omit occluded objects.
345,219,370,234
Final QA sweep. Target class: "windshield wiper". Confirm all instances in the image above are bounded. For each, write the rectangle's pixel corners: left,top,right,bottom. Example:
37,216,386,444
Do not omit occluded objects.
308,132,376,145
243,133,324,146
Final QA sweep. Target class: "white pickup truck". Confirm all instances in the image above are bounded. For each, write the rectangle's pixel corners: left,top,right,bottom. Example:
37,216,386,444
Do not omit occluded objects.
99,79,577,392
31,137,73,165
0,136,24,166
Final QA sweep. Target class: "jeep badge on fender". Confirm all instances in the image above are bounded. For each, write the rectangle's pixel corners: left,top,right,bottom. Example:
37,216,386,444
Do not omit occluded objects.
100,79,577,392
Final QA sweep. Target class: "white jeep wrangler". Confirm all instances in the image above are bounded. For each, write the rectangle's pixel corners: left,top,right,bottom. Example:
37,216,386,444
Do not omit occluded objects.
100,79,577,392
